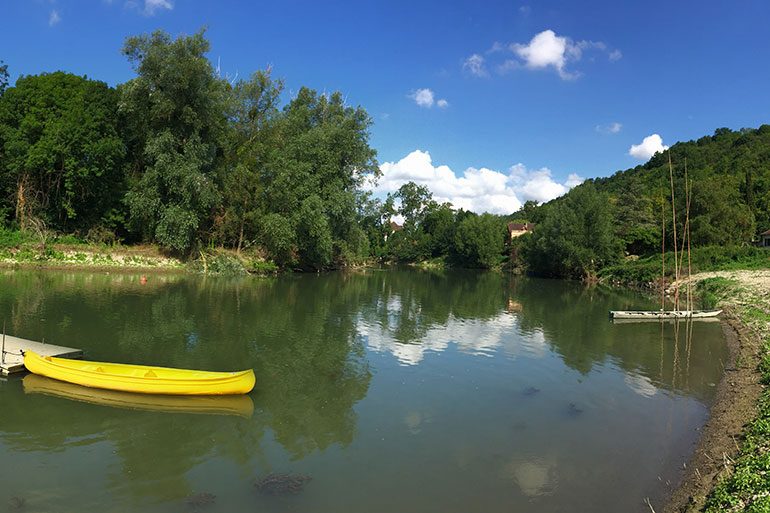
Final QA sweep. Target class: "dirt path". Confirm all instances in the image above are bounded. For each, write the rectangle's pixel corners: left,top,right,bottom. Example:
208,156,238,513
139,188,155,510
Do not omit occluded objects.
664,270,770,513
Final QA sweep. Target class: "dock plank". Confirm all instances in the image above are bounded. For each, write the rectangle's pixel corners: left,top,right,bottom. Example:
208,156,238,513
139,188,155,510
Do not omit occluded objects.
0,335,82,375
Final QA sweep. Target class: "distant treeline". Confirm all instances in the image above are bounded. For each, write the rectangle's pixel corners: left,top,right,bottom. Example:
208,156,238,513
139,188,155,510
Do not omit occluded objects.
1,31,768,274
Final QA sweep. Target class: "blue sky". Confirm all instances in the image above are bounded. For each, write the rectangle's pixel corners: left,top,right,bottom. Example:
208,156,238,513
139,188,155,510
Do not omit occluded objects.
3,0,770,213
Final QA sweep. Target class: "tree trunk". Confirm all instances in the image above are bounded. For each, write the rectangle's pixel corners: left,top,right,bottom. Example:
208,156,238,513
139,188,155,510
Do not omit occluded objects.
237,219,245,254
15,174,28,229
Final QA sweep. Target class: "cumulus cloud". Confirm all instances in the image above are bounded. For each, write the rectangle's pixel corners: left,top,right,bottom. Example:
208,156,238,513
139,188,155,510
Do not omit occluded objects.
466,29,621,80
513,30,575,78
463,54,488,77
366,150,583,214
596,122,623,134
409,88,448,109
410,88,435,108
49,9,61,26
629,134,668,160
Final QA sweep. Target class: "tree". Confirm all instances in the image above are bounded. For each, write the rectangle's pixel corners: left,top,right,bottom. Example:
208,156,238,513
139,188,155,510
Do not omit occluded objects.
120,29,225,253
392,181,433,228
613,176,659,255
453,213,505,268
217,69,283,252
259,87,379,268
384,182,435,262
0,61,8,96
422,202,455,257
522,183,621,279
689,176,755,245
0,72,125,231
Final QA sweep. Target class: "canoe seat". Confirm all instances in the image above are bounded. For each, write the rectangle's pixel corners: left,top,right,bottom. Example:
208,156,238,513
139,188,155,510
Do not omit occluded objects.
144,370,157,378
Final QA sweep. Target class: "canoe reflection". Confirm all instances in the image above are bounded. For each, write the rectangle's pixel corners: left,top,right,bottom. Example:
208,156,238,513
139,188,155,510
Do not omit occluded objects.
23,374,254,417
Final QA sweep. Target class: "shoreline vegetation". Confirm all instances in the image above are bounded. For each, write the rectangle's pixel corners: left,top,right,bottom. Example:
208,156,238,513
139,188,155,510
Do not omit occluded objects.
664,271,770,513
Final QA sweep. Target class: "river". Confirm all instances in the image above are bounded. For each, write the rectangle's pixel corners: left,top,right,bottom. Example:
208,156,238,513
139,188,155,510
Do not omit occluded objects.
0,269,727,512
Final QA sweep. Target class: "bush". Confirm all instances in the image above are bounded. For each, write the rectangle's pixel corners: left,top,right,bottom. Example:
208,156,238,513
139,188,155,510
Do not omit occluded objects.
0,226,30,248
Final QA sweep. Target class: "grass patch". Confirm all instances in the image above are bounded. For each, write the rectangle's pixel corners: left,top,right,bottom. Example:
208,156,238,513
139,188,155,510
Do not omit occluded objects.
696,277,740,309
601,246,770,286
703,297,770,512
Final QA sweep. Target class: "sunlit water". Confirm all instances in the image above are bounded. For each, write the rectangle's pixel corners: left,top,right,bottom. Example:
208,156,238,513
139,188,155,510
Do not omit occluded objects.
0,269,727,512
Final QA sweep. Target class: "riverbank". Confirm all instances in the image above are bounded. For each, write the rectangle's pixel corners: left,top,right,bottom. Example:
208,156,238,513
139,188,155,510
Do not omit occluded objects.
0,244,186,271
0,243,283,275
665,270,770,513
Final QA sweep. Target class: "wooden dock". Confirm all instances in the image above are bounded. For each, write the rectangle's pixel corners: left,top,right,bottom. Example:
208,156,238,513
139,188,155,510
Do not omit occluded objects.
0,334,82,376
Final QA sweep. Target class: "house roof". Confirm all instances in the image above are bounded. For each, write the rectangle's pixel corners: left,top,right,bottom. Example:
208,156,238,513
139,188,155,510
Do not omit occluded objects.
761,229,770,236
389,221,403,231
507,222,535,232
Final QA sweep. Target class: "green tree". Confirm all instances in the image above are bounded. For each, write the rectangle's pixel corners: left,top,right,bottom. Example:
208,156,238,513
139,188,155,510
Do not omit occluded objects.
453,213,505,268
522,183,621,279
120,29,225,253
422,202,455,257
383,181,438,262
217,69,283,252
260,87,378,268
689,175,755,245
0,72,125,231
0,61,8,96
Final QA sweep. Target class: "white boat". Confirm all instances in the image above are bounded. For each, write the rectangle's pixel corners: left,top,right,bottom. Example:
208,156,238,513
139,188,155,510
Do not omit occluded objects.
609,309,722,320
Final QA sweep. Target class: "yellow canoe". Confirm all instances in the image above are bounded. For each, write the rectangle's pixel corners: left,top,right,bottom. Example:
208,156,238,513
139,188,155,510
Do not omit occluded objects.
23,351,256,396
23,374,254,417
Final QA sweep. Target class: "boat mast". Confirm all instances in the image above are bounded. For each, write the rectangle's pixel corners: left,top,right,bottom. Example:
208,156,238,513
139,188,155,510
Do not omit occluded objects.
661,196,666,312
685,159,693,311
668,154,680,311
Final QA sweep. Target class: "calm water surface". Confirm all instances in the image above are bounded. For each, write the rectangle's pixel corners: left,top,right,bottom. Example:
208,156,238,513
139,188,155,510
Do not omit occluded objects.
0,269,727,512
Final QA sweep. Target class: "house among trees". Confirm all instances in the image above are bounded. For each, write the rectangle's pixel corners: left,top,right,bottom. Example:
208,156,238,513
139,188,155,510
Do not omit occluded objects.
761,229,770,247
384,221,403,242
507,222,535,240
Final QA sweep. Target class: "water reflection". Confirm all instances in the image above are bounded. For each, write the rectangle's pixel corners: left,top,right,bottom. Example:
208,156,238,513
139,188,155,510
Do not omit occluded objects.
23,374,255,417
0,269,728,512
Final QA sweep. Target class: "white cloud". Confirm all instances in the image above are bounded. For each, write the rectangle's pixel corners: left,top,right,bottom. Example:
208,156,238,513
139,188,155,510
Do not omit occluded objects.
367,150,582,215
564,173,585,188
629,134,668,160
466,29,621,80
463,54,488,77
143,0,173,15
410,88,435,108
409,89,448,109
512,30,611,79
49,9,61,26
513,30,573,78
596,122,623,134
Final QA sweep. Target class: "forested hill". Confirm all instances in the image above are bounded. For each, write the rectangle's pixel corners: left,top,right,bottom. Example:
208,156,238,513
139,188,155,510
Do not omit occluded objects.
596,125,770,243
517,125,770,279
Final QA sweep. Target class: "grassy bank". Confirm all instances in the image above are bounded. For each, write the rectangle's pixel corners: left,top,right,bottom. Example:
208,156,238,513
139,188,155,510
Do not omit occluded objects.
0,227,278,275
680,272,770,512
600,246,770,288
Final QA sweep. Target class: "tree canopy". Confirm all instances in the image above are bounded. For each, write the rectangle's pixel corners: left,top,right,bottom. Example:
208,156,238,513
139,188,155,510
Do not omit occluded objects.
0,72,125,231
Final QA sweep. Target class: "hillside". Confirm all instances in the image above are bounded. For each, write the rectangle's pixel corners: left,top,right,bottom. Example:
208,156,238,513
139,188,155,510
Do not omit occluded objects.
517,125,770,279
